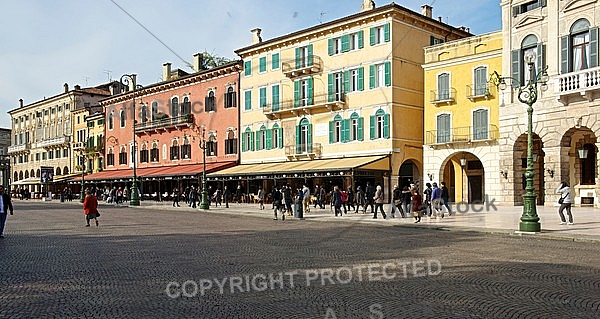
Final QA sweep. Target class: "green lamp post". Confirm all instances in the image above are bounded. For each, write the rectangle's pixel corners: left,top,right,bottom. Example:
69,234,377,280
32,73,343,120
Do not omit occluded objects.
120,74,142,206
496,51,549,232
199,126,209,210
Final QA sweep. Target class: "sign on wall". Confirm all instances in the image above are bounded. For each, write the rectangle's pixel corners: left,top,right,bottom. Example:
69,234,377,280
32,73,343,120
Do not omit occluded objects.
40,166,54,184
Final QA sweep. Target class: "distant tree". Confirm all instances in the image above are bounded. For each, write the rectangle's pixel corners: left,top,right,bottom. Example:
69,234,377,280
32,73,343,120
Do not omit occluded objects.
194,51,233,71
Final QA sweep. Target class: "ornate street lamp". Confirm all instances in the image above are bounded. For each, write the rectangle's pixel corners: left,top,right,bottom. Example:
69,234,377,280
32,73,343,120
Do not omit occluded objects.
120,74,142,206
493,51,548,232
199,126,209,210
79,152,85,202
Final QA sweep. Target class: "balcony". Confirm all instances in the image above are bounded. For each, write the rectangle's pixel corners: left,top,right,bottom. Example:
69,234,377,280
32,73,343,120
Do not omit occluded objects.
263,92,346,120
430,88,457,105
135,114,195,135
73,142,85,151
37,136,71,149
8,143,30,154
282,56,323,79
425,125,499,145
466,84,493,101
285,143,322,160
556,66,600,105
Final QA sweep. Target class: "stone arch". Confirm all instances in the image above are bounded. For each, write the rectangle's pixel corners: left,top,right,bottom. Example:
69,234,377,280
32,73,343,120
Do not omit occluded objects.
559,126,598,205
398,159,421,189
438,151,485,203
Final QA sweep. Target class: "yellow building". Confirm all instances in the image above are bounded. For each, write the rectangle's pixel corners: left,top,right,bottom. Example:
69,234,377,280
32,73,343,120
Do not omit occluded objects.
212,1,470,196
422,31,502,203
71,107,104,175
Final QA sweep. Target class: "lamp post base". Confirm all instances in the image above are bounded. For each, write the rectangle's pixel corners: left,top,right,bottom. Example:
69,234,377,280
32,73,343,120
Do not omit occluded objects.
200,190,210,210
519,192,540,232
80,191,85,203
130,184,140,206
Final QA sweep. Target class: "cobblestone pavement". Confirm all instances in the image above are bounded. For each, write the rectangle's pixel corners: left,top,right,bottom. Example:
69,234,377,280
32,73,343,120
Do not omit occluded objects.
1,201,599,319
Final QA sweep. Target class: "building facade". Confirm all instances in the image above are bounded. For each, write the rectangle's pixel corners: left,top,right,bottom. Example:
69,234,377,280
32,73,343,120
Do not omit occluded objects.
213,1,470,197
423,31,503,203
7,83,113,196
0,128,11,187
82,57,241,198
499,0,600,206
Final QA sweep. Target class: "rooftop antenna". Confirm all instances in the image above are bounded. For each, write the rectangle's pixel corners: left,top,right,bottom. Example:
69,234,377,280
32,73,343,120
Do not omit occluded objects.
82,76,89,86
319,11,327,24
103,69,112,82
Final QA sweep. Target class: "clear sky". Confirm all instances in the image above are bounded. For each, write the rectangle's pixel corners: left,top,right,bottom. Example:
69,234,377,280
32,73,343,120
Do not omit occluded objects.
0,0,501,128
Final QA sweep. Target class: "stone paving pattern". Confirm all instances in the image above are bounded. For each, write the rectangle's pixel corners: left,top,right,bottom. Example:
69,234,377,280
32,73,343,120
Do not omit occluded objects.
0,200,599,318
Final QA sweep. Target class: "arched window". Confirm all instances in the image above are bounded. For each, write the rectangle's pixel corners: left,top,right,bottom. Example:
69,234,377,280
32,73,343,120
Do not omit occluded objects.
521,34,539,84
181,96,190,115
30,169,35,178
225,86,236,108
56,167,61,176
258,125,267,150
152,101,159,121
14,172,18,181
108,112,114,130
141,104,148,123
170,139,180,160
370,109,390,140
329,114,343,144
140,143,149,163
207,132,217,156
242,127,254,152
107,147,115,166
36,169,40,178
171,97,179,117
271,124,282,149
63,166,69,175
119,109,126,128
181,136,191,159
565,19,594,72
296,118,312,153
350,112,363,141
205,91,216,112
225,129,237,154
25,170,29,178
151,142,159,162
119,146,127,165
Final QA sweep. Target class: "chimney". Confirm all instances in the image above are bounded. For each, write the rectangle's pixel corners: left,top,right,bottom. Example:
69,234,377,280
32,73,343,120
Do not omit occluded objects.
361,0,375,11
163,63,172,81
193,53,204,72
128,74,137,92
109,83,115,95
251,28,262,44
438,16,443,23
19,99,23,108
64,83,69,93
74,85,81,90
466,27,470,33
421,4,432,18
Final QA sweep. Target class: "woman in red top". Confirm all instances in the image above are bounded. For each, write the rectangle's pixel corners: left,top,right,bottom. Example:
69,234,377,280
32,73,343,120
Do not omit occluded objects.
83,190,99,227
411,191,423,223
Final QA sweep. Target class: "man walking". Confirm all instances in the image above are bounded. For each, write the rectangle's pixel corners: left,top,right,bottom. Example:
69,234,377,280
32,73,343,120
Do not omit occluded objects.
302,184,310,214
431,182,443,218
440,181,452,216
172,187,180,207
365,182,375,214
423,183,433,217
223,186,231,208
0,185,15,238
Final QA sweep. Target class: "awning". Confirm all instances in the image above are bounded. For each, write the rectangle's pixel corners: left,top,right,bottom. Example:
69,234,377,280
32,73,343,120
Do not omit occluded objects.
208,155,389,178
54,173,80,182
12,177,41,185
72,162,236,182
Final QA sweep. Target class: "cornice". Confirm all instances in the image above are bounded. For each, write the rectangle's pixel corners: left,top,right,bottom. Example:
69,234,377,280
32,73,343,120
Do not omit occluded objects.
562,0,597,12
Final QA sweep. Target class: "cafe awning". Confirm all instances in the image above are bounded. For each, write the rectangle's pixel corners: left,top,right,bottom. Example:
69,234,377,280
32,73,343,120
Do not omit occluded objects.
72,162,236,182
208,155,389,178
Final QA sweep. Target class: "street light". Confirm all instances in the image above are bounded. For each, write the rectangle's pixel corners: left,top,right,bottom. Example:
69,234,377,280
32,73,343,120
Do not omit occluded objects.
120,74,142,206
199,126,209,210
493,51,548,232
79,152,85,203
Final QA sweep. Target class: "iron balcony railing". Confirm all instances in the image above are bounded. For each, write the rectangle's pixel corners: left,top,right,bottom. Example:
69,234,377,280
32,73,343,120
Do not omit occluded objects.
135,114,194,133
37,136,71,148
281,55,323,78
263,92,345,119
425,125,499,145
466,83,493,100
284,143,322,157
430,88,457,104
8,143,30,153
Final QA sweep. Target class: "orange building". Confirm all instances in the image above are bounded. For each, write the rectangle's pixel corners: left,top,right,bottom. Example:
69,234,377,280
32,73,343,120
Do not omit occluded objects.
80,56,242,199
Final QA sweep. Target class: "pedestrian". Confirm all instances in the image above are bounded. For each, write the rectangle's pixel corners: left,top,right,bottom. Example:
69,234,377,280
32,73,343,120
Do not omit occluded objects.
302,184,310,214
313,185,321,209
392,185,404,218
355,186,365,213
556,181,573,225
373,185,387,219
411,190,423,223
431,182,443,218
423,183,432,217
345,186,355,213
223,186,231,208
0,185,15,238
235,184,243,204
283,185,293,216
83,190,99,227
190,186,198,208
318,186,326,209
213,188,222,207
332,186,343,217
440,181,452,216
116,187,123,204
365,182,375,214
272,187,283,220
401,186,412,217
257,187,266,210
172,187,180,207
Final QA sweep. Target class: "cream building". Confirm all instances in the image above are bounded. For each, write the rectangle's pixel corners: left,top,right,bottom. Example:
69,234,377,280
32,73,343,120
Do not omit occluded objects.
423,31,503,203
214,1,470,196
8,83,113,195
499,0,600,206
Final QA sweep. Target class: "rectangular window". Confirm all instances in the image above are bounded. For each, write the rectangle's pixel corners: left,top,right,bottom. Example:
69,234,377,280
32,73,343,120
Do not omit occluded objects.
259,87,267,108
225,138,237,155
474,67,488,96
119,152,127,165
140,150,149,163
437,73,450,100
48,151,53,159
473,109,489,140
170,145,179,160
370,62,390,89
370,23,390,46
296,45,312,68
295,78,313,107
181,144,191,159
271,53,280,70
513,0,546,16
225,90,236,108
206,141,217,156
259,56,267,73
35,153,40,161
63,148,68,157
150,148,159,162
107,153,114,166
436,114,451,143
351,118,359,141
244,60,251,76
346,68,364,92
55,149,60,158
244,90,252,110
271,84,280,111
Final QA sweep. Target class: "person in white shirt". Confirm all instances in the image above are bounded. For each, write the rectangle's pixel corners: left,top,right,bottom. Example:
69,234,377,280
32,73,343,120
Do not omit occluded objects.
556,181,573,225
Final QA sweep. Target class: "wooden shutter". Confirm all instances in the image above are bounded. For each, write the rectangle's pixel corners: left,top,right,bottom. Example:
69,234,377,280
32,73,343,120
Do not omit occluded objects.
278,128,283,149
369,65,376,89
294,81,300,107
329,121,334,144
266,129,272,150
384,61,391,87
271,53,279,69
328,39,334,56
328,73,334,102
384,23,390,42
357,67,364,91
295,125,301,153
358,117,364,141
537,43,546,72
369,27,376,46
307,78,313,105
344,70,350,93
591,27,599,68
244,60,251,76
341,35,350,52
342,119,350,142
241,132,246,152
259,57,266,72
295,48,301,69
512,49,521,86
272,85,279,111
358,30,364,49
307,44,313,66
560,36,569,74
370,115,376,140
383,114,390,139
244,91,252,110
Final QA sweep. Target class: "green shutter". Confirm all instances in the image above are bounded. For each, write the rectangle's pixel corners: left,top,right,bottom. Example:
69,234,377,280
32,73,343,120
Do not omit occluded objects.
278,128,283,149
307,78,313,105
294,80,300,107
250,132,255,151
341,34,350,52
272,85,280,111
369,27,376,46
241,132,246,152
358,30,364,49
307,124,313,151
560,36,569,74
384,61,391,87
342,119,350,142
259,57,266,73
244,60,251,76
370,115,375,140
295,125,301,153
328,38,334,56
328,73,334,102
383,114,390,139
307,44,313,66
271,53,279,69
255,130,260,150
369,65,376,89
344,70,350,93
358,117,364,141
266,129,273,150
590,27,599,68
357,67,364,91
244,90,252,110
260,87,267,108
384,23,390,42
511,49,521,86
329,121,334,144
295,48,301,68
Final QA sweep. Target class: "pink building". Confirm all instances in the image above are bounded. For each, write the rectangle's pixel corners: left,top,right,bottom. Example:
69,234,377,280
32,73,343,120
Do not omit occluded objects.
82,57,242,200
